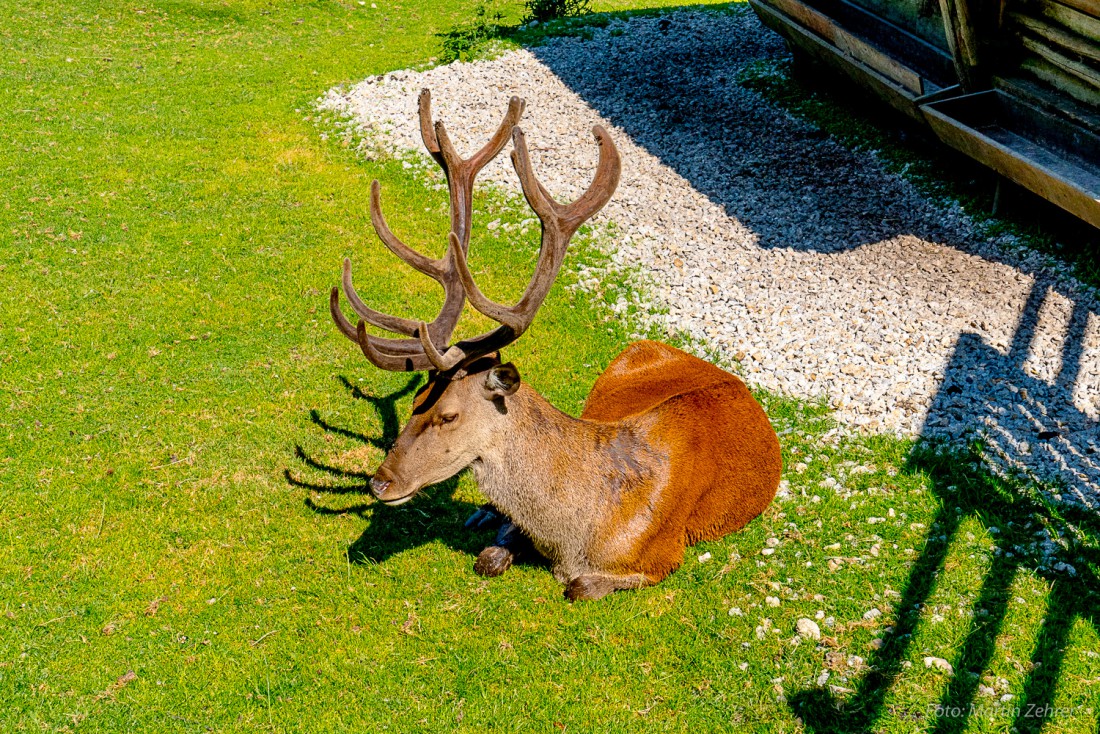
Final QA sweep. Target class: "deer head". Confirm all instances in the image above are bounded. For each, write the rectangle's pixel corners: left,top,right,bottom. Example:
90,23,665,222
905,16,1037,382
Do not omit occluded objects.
330,90,621,504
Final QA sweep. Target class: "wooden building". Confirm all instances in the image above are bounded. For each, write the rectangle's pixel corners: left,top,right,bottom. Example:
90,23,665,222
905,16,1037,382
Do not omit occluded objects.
749,0,1100,228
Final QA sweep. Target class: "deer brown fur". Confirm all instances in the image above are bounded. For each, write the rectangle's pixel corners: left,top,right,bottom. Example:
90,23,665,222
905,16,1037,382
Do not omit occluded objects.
329,90,781,601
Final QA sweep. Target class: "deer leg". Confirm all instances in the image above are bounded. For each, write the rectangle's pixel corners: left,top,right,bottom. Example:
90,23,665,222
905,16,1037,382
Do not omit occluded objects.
564,572,655,602
464,503,505,531
466,503,512,577
473,517,532,578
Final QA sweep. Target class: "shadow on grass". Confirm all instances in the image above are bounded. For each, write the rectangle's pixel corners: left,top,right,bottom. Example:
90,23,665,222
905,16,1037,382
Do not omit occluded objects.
286,374,489,566
789,281,1100,733
790,454,1100,732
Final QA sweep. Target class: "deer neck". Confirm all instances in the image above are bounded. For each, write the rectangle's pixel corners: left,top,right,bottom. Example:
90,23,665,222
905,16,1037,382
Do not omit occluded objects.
469,385,653,551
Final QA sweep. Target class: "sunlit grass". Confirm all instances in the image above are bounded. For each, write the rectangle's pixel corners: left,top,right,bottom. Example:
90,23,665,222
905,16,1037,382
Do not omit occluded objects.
1,1,1097,732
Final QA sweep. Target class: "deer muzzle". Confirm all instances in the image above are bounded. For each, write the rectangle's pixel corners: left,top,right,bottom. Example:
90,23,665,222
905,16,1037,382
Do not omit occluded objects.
370,466,417,506
369,474,391,498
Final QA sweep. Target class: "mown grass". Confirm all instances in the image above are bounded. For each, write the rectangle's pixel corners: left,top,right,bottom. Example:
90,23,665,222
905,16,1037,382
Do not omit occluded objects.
1,1,1097,732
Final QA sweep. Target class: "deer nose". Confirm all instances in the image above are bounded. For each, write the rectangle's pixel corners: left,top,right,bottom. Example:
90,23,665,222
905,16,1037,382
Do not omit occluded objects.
370,469,392,498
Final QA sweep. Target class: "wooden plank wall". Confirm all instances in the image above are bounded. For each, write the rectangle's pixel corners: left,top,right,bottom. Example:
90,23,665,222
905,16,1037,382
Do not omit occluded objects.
1008,0,1100,107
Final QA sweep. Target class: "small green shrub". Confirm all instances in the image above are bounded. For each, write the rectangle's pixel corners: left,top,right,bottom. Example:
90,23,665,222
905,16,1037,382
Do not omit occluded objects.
437,1,505,62
524,0,591,23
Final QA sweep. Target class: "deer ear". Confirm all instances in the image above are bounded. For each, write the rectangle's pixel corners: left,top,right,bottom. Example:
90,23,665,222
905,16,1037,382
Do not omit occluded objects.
482,363,521,399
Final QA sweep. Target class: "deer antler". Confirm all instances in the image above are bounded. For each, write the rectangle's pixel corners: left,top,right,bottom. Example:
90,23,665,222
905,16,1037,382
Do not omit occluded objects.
453,125,620,337
331,92,620,375
423,124,621,372
331,89,525,371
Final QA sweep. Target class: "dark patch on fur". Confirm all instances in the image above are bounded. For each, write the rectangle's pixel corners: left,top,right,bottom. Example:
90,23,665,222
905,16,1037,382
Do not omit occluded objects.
412,355,503,415
604,430,651,504
608,431,647,477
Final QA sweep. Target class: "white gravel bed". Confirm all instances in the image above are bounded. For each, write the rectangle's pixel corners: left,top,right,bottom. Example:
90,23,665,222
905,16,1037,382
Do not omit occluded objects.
319,8,1100,509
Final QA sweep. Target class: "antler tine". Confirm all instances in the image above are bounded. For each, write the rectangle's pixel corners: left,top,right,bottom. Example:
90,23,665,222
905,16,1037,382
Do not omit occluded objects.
450,213,562,336
452,125,621,344
365,178,469,348
369,181,446,280
432,120,465,178
351,277,466,356
330,287,360,342
560,125,622,229
419,89,525,176
337,174,466,354
335,243,465,353
512,125,621,236
418,89,442,157
358,319,503,373
333,286,443,371
468,96,526,173
450,233,529,333
417,319,467,372
331,284,434,358
330,285,437,361
418,90,525,250
341,258,421,336
355,321,436,372
415,323,518,374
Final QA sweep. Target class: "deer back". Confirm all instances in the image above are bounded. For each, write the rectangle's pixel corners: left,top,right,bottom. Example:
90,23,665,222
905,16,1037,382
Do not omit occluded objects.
583,342,782,577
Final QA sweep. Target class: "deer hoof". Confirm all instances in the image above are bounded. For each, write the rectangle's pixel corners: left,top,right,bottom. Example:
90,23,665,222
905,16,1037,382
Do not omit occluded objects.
564,575,613,602
474,545,514,577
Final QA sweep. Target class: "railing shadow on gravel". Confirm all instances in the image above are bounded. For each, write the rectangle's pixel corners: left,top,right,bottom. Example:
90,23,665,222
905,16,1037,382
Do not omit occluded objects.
286,374,490,566
788,279,1100,734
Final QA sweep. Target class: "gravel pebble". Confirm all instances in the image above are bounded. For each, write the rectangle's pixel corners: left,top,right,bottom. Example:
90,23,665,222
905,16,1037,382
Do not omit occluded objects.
320,8,1100,512
924,656,954,675
796,617,821,640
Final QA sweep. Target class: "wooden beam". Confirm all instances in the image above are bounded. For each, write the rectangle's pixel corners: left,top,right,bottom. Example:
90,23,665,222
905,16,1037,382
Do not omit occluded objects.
1032,0,1100,38
1050,0,1100,21
938,0,982,89
748,0,926,119
762,0,926,92
923,91,1100,228
996,75,1100,137
1021,36,1100,90
1021,56,1100,107
1011,11,1100,65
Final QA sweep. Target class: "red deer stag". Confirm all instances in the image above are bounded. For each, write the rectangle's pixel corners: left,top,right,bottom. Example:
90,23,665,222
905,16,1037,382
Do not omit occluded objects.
330,90,782,601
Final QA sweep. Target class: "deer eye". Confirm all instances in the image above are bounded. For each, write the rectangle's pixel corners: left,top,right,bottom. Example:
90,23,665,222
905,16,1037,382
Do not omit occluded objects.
439,412,458,424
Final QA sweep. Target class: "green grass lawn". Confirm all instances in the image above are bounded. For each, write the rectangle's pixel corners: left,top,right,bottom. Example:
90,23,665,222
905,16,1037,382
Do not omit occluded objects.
2,1,1097,731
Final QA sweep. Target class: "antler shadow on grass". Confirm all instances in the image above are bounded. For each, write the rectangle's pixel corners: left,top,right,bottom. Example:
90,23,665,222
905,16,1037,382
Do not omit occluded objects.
333,375,418,450
283,376,422,495
287,374,488,565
